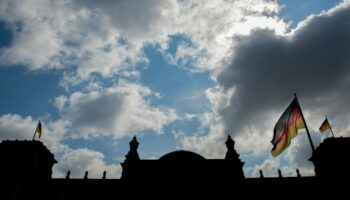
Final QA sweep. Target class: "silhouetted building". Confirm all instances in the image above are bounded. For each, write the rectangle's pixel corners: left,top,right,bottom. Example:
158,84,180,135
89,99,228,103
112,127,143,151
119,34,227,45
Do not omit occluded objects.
121,135,244,192
0,136,349,199
310,137,350,179
0,140,56,181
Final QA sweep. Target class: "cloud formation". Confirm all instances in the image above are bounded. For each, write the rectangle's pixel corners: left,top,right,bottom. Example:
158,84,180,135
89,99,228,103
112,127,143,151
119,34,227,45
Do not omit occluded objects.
0,0,286,85
0,114,69,153
55,81,177,139
176,1,350,176
174,112,227,158
217,2,350,136
1,0,348,178
202,1,350,175
53,148,122,178
0,0,147,83
0,113,123,178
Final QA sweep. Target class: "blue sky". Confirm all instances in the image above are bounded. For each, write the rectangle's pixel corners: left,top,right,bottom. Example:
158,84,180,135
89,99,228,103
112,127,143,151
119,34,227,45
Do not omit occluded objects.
0,0,348,178
279,0,341,26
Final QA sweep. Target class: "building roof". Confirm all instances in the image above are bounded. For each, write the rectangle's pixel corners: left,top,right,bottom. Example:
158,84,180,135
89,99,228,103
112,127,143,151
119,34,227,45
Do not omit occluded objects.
159,150,206,161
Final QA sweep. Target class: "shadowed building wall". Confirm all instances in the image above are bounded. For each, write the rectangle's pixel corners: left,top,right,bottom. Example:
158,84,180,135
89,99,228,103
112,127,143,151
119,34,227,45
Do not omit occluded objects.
0,136,349,199
310,137,350,179
0,140,56,181
121,136,244,192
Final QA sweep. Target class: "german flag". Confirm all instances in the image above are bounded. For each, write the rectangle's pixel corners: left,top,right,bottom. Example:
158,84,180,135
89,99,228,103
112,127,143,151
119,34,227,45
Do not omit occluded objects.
271,98,305,157
35,120,42,139
319,118,330,133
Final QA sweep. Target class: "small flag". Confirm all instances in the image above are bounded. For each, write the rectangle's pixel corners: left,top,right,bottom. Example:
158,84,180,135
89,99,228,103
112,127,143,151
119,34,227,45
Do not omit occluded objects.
35,121,42,139
271,97,305,157
319,118,331,133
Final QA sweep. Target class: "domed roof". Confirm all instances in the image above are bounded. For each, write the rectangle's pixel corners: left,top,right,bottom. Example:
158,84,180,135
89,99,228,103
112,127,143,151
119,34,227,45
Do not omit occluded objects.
159,150,205,161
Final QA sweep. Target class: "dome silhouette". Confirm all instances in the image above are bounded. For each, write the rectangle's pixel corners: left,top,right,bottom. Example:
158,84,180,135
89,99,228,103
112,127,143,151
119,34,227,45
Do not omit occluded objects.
159,150,205,161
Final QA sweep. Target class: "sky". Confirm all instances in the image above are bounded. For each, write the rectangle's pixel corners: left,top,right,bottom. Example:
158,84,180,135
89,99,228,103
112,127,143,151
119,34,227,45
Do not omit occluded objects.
0,0,348,179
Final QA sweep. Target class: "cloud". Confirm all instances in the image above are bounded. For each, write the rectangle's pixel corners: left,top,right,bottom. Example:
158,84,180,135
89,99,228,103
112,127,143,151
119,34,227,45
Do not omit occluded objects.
284,134,318,173
0,114,38,141
0,114,122,179
0,0,288,86
2,0,348,179
249,158,304,177
250,156,315,178
162,0,287,72
190,1,350,177
216,1,350,137
0,114,70,153
174,112,227,158
0,0,176,83
175,1,350,177
71,0,178,42
250,158,280,177
53,148,122,178
0,0,147,84
56,81,177,139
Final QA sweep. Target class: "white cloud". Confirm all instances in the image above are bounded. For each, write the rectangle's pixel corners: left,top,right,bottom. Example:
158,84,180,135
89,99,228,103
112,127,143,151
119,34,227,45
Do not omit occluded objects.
0,114,37,141
53,148,122,178
250,159,280,177
0,0,147,84
56,81,177,139
71,0,178,42
175,112,227,159
0,114,122,179
0,114,70,153
163,0,287,72
183,113,197,121
42,119,71,153
1,0,347,179
235,126,272,157
54,96,68,112
283,132,320,175
250,156,314,178
205,87,234,112
0,0,289,86
248,132,317,178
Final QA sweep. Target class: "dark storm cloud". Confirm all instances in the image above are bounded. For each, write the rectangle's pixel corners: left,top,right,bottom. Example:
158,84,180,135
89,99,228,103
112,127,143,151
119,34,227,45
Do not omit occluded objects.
217,4,350,135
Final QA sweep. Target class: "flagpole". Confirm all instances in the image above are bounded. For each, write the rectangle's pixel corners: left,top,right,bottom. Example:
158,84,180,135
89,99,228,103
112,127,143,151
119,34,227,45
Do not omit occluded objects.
326,117,335,138
294,93,315,152
32,129,37,141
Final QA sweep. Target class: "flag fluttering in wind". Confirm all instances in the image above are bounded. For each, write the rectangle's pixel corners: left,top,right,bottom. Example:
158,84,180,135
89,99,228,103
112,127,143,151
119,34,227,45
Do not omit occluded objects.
271,97,305,157
319,118,331,133
35,120,42,139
